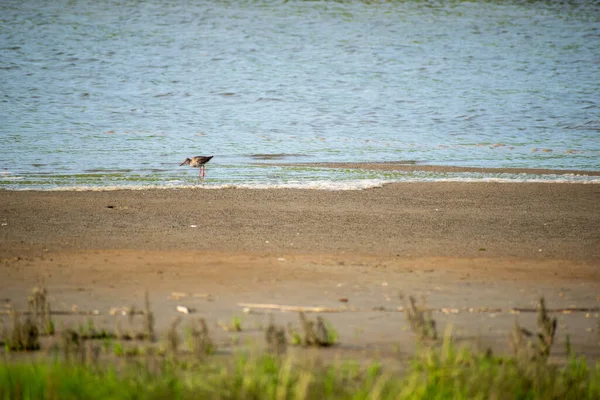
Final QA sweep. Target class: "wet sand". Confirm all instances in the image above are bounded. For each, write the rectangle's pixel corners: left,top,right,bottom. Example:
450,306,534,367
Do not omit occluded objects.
1,182,599,360
271,162,600,177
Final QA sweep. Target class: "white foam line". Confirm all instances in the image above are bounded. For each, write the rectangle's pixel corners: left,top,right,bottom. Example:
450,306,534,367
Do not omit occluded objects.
5,176,600,192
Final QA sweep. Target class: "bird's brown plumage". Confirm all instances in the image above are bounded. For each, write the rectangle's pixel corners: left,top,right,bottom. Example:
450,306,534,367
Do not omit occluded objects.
180,156,213,167
180,156,213,181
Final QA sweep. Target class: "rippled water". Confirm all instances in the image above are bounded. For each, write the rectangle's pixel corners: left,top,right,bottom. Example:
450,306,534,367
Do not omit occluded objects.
2,0,599,189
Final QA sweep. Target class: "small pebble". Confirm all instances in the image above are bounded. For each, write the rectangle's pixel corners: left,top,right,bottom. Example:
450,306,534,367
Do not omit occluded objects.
176,305,190,314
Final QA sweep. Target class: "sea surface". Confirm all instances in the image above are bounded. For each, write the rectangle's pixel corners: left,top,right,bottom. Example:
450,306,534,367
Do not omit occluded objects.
2,0,599,190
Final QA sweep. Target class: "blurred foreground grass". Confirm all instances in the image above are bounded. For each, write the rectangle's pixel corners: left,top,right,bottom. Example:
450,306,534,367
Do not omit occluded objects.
2,340,599,399
2,289,599,399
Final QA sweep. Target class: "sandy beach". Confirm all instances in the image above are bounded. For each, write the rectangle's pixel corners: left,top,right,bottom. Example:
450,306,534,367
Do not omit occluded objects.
1,182,599,360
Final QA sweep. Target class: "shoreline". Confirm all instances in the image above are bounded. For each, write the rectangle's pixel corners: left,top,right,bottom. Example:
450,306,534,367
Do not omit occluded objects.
2,164,600,192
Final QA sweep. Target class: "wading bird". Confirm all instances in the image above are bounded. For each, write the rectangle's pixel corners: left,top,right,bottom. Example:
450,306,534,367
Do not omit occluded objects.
180,156,213,181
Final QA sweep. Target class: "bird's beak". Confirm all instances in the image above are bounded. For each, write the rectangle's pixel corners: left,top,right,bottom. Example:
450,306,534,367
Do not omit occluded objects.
180,159,189,166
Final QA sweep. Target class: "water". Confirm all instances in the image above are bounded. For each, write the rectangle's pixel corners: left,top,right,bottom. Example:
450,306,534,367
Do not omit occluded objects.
2,0,599,190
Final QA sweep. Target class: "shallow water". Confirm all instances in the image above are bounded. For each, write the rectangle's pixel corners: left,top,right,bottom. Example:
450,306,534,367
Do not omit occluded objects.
1,0,599,190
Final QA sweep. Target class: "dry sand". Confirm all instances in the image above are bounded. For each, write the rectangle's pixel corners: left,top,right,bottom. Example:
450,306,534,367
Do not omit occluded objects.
1,182,599,360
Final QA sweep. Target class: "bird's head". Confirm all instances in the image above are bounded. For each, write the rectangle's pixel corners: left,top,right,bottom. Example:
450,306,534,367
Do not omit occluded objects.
180,158,191,166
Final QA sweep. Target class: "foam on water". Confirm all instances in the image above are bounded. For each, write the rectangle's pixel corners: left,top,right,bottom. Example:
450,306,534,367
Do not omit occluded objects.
6,172,598,192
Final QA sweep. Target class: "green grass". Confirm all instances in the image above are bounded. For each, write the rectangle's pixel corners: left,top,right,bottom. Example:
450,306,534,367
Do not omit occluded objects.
2,288,598,399
1,342,599,400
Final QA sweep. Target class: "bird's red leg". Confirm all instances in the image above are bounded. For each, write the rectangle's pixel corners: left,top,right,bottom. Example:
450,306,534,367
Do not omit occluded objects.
202,166,205,180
